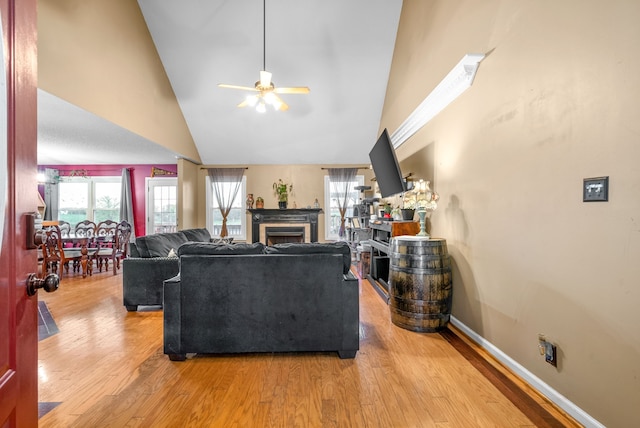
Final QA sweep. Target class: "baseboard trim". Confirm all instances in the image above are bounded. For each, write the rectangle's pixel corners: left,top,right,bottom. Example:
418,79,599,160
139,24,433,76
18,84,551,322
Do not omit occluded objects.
450,316,604,428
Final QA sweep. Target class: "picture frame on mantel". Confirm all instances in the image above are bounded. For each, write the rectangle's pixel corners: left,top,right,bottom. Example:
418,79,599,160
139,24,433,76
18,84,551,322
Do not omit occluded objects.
583,176,609,202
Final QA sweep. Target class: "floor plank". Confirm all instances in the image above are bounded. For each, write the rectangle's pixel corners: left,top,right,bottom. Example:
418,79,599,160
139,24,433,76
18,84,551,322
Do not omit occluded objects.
37,267,579,427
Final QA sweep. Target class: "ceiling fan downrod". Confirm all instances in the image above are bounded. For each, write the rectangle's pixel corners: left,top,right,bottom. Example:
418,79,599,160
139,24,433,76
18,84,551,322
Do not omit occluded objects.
262,0,266,72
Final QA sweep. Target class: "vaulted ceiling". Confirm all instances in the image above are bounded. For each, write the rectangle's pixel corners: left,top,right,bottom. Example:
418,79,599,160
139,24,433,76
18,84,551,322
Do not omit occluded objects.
37,0,402,166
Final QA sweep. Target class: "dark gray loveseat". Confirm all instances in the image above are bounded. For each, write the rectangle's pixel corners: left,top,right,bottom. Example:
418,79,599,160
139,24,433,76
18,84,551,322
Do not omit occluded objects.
122,228,213,311
163,241,359,360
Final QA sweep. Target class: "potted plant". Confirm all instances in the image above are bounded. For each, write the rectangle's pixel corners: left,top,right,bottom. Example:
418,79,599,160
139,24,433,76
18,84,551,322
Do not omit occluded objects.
273,179,293,209
391,206,402,221
383,203,392,219
401,193,416,220
255,196,264,209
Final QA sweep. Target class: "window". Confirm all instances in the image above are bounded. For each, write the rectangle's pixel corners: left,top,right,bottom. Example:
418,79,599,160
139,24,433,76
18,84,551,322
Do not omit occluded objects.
58,176,121,225
146,177,178,234
324,175,364,241
205,175,247,241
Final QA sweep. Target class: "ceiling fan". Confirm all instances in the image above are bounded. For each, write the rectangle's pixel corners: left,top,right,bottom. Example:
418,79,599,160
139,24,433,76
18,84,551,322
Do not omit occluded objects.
217,0,310,112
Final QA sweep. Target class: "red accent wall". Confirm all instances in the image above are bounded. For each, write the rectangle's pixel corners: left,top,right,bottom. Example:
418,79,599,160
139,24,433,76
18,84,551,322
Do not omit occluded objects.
38,164,177,238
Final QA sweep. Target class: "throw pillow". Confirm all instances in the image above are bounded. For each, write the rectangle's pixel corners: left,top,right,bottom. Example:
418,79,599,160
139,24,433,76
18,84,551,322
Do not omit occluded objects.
181,228,212,242
210,237,234,244
135,232,187,258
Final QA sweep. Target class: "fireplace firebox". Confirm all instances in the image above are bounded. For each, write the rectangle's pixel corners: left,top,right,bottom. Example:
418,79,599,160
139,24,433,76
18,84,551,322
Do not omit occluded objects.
265,226,305,245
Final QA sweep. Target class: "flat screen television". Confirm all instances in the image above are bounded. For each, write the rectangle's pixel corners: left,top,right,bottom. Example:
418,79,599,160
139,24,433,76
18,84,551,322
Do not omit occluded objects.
368,128,406,198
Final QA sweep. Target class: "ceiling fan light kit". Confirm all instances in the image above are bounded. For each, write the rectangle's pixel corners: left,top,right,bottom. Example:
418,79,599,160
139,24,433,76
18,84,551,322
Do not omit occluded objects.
218,0,309,112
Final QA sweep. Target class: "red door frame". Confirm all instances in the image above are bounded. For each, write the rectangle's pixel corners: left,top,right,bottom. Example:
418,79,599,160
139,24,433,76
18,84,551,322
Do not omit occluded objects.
0,0,39,426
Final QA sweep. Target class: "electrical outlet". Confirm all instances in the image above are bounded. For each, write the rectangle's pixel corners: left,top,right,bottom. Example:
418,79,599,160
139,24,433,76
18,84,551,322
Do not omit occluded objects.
544,343,557,366
538,334,557,367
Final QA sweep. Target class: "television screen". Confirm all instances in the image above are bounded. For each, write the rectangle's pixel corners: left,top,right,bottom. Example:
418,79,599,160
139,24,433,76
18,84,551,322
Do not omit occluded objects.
368,129,406,198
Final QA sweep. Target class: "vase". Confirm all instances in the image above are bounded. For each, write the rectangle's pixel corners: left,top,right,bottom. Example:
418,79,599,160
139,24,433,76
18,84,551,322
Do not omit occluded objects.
256,199,264,209
278,201,287,209
401,209,415,221
416,209,429,237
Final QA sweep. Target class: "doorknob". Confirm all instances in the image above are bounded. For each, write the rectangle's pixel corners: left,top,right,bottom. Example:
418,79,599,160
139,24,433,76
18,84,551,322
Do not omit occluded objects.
26,273,59,296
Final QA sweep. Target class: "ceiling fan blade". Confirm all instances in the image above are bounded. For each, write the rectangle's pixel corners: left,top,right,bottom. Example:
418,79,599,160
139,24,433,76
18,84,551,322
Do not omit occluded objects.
275,101,289,111
274,86,310,94
237,99,249,108
271,93,289,111
218,83,259,91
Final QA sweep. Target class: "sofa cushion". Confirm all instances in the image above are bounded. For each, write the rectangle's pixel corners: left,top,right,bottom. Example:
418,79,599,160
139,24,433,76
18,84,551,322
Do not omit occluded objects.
178,242,265,256
181,228,212,242
136,232,189,258
264,242,352,274
128,242,141,258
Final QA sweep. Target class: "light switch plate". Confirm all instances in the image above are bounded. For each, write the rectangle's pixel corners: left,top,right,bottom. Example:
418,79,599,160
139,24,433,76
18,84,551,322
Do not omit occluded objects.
583,176,609,202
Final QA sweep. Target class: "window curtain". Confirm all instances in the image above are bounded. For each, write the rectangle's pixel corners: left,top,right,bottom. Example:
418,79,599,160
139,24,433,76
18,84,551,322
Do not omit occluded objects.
207,168,244,237
119,168,136,242
328,168,357,239
43,167,59,221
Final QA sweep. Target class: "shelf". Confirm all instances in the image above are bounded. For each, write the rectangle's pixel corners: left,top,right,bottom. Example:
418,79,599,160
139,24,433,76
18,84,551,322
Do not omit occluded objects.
364,220,419,303
366,239,390,254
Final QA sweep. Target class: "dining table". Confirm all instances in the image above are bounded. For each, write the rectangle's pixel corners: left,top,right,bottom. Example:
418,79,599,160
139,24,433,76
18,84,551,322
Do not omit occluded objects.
61,235,107,278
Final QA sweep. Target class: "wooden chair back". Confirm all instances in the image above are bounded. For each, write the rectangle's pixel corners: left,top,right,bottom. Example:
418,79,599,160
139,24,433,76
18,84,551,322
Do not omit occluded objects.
112,221,132,274
96,219,118,241
40,226,65,278
58,220,72,238
96,220,132,275
74,220,97,242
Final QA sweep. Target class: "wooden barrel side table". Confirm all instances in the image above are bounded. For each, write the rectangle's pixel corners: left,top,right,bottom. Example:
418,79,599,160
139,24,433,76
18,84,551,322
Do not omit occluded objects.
389,236,452,332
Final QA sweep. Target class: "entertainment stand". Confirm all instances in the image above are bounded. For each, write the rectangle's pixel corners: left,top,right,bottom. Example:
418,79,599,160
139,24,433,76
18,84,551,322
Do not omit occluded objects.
365,220,419,302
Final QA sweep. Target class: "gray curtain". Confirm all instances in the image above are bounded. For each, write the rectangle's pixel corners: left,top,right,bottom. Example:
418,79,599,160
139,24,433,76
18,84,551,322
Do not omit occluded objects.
43,167,59,220
328,168,357,239
119,168,136,242
207,168,244,237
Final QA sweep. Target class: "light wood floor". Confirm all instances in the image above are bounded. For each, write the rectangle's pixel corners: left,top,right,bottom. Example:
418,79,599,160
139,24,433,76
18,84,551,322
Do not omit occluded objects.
37,267,580,427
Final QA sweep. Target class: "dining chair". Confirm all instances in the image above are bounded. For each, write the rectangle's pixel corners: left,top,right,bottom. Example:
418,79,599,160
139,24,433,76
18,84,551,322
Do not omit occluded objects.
110,221,132,275
72,220,98,273
95,220,118,272
73,220,97,239
58,220,72,239
95,219,118,239
40,226,84,280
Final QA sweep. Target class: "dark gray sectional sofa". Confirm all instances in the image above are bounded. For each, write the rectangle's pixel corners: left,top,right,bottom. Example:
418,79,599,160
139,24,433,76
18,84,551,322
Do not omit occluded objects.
122,228,213,311
163,241,359,360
